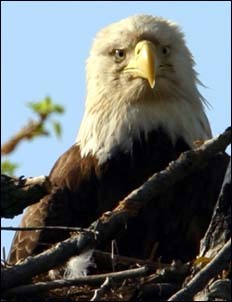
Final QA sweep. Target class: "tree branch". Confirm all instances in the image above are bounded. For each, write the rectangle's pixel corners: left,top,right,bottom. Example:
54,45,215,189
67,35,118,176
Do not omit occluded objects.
1,232,96,290
199,159,231,258
1,174,51,218
91,127,231,246
1,226,90,232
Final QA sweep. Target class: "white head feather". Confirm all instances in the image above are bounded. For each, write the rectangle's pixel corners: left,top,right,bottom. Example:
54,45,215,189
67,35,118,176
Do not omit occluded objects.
76,14,211,163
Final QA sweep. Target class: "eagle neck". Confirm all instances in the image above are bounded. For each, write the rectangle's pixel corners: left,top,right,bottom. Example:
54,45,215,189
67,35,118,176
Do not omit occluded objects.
76,94,211,164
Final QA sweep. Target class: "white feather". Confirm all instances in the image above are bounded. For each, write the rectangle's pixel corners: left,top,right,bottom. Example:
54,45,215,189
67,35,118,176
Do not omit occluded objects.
64,249,94,279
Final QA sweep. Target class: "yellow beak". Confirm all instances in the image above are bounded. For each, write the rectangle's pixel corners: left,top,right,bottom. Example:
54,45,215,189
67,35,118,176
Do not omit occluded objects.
124,40,156,88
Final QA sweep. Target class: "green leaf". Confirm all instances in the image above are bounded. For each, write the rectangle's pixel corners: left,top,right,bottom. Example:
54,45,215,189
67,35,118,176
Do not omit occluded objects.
53,104,65,114
52,121,62,138
27,97,65,118
1,160,19,176
27,101,42,113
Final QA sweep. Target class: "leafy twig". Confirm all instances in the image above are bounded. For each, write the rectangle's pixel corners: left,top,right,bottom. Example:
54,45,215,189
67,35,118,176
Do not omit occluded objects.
1,97,64,156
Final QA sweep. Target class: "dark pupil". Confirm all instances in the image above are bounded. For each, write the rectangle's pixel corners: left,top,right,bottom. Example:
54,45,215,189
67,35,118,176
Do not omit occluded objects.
116,50,124,57
162,47,168,54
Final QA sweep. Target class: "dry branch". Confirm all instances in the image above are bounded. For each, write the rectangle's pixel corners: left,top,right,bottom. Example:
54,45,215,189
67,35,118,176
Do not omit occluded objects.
90,127,231,246
2,266,148,298
1,174,51,218
199,159,231,258
131,260,190,300
1,226,90,232
194,278,231,301
168,239,231,301
1,232,96,290
1,127,231,293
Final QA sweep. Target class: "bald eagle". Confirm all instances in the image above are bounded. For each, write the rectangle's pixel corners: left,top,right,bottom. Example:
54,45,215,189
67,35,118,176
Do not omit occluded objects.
8,15,228,264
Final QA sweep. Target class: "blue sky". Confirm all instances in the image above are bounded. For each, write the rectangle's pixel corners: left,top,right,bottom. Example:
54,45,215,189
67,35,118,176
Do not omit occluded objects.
1,1,231,257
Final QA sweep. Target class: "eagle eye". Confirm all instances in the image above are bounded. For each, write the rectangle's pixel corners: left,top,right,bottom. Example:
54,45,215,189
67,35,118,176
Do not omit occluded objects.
161,46,170,56
114,49,126,62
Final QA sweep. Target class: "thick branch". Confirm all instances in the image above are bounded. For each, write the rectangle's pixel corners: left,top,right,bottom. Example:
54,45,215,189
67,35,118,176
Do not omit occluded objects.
168,239,231,301
1,128,231,291
91,127,231,246
1,174,51,218
199,159,231,258
1,232,96,290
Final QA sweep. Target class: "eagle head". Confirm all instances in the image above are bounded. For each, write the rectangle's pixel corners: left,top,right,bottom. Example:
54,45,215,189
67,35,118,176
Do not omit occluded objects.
77,15,211,163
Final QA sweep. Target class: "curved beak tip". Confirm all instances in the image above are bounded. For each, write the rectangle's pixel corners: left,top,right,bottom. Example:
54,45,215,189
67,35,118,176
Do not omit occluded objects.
149,79,155,89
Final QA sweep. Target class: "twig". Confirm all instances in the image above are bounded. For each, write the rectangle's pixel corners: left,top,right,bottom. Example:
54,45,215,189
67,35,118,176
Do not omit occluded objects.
1,226,91,233
111,240,118,272
168,239,231,301
93,250,168,270
1,98,64,156
90,277,112,301
2,266,148,298
2,247,6,264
